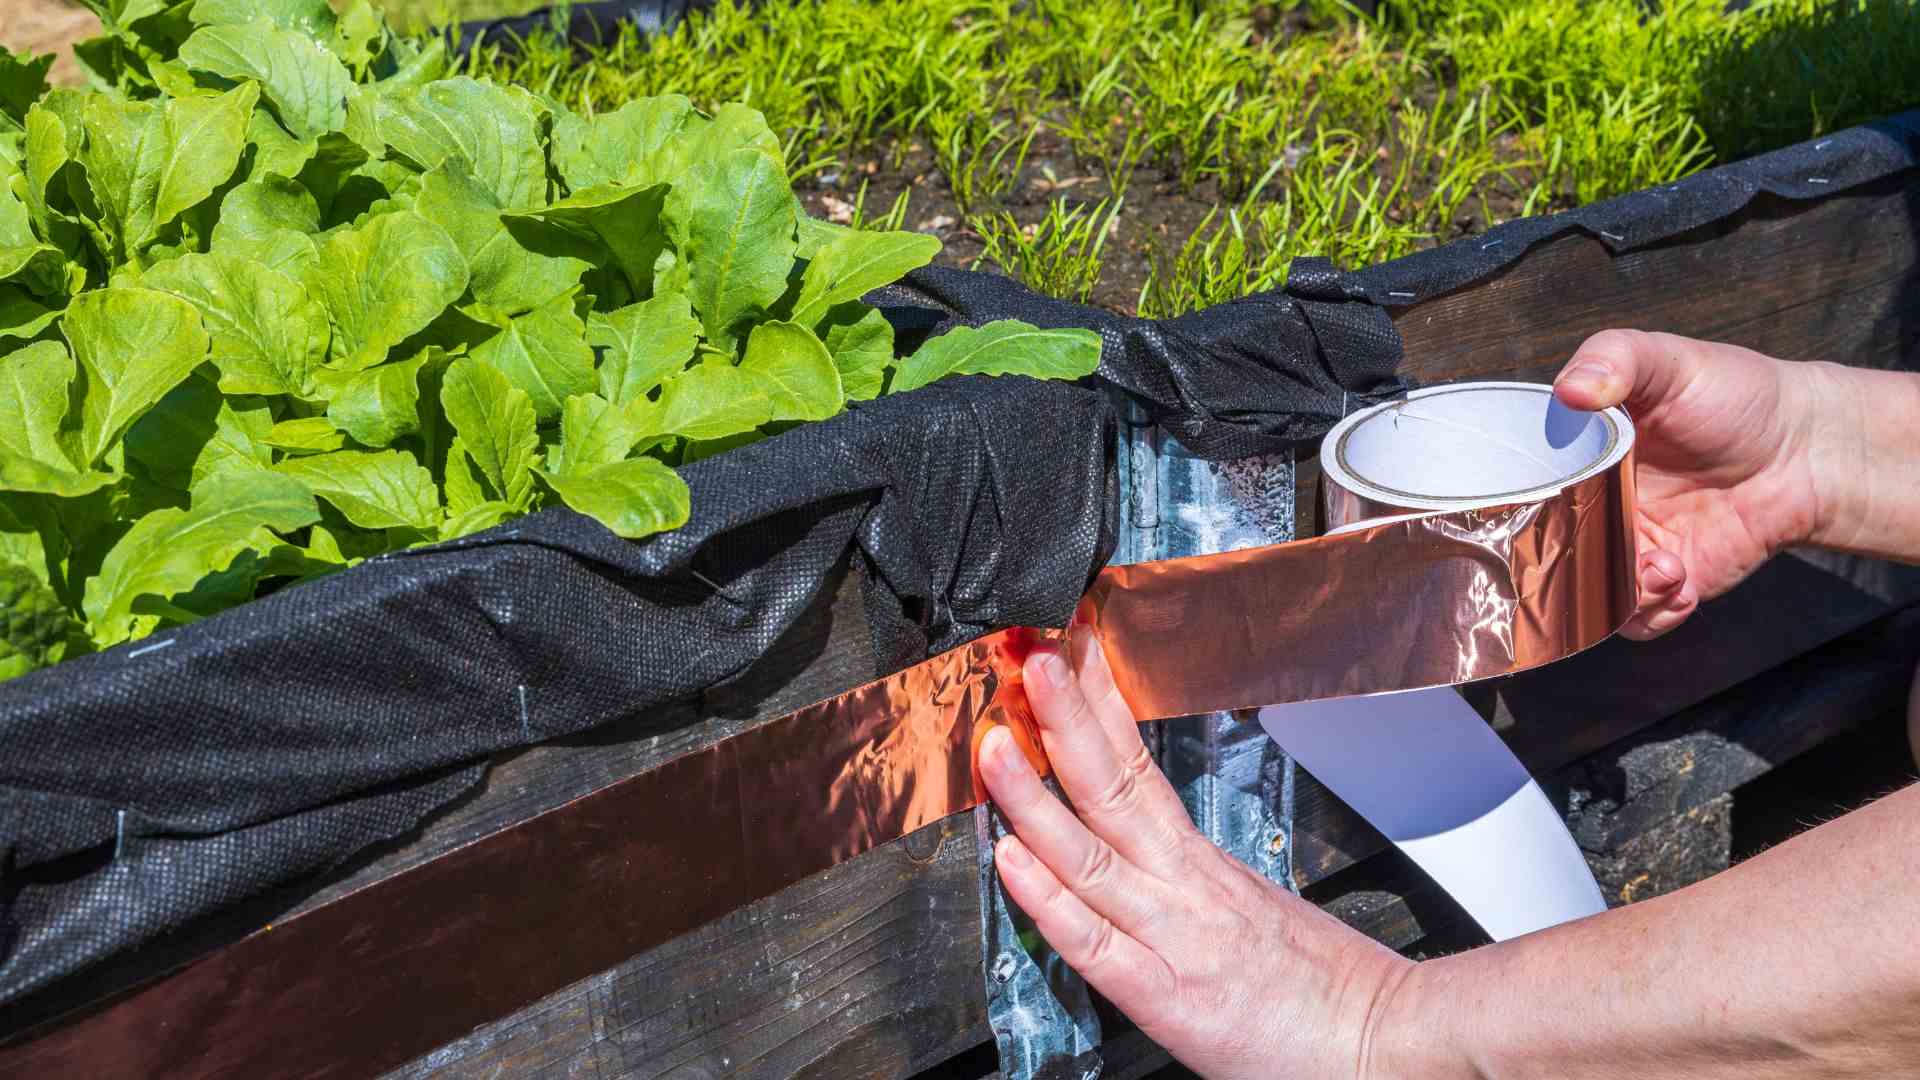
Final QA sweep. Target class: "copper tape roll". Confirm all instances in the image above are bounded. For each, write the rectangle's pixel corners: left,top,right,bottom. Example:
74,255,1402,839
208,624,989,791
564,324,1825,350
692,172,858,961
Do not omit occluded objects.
1,384,1637,1078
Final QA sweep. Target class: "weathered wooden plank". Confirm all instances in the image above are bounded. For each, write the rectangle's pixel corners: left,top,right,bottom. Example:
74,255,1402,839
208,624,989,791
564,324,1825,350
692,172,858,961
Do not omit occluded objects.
388,815,985,1080
1400,182,1920,384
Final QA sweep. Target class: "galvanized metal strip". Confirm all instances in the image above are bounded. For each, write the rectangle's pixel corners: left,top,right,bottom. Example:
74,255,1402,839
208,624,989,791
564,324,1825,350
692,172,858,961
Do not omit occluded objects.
976,400,1298,1079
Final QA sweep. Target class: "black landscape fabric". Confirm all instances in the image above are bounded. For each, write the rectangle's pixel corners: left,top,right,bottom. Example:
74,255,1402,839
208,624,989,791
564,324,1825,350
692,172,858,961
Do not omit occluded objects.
1,110,1916,1015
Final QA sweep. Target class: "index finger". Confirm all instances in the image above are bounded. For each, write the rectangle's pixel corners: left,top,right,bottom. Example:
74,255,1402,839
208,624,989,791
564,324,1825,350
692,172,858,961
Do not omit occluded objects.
1023,646,1195,876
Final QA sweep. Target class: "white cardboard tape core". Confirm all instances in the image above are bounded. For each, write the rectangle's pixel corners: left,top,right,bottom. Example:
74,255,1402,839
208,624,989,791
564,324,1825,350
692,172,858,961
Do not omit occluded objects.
1259,384,1620,941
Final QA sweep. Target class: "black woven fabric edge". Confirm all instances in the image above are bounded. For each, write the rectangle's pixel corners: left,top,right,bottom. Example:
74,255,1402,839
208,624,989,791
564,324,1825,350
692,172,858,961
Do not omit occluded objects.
2,110,1917,1017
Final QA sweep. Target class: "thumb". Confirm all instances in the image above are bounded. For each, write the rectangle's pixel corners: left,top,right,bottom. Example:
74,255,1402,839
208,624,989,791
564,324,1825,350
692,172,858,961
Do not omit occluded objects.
1555,329,1697,415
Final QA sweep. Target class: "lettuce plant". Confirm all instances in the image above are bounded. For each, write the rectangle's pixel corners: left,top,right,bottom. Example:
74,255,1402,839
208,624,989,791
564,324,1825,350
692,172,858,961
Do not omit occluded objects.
0,0,1100,675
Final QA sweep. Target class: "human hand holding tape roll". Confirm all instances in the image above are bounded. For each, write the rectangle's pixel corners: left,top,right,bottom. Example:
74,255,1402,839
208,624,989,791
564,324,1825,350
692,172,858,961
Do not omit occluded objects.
981,330,1920,1079
1552,328,1839,640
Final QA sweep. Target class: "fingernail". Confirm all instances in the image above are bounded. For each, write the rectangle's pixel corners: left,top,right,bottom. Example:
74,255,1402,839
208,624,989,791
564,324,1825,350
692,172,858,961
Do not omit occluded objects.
997,836,1032,869
1557,361,1611,396
1645,559,1680,587
1037,650,1071,689
1067,623,1094,665
981,725,1012,766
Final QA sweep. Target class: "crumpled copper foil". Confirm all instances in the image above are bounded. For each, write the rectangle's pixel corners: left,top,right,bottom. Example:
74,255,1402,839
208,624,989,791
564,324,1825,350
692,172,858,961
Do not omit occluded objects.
782,443,1635,849
1081,457,1637,722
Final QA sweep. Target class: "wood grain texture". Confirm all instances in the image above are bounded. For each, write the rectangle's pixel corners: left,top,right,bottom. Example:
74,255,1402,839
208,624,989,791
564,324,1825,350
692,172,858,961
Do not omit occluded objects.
388,815,986,1080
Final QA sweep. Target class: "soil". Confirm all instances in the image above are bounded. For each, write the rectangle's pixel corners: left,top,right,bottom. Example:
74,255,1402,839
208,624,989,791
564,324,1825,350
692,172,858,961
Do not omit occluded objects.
0,0,101,87
797,126,1208,317
799,122,1542,318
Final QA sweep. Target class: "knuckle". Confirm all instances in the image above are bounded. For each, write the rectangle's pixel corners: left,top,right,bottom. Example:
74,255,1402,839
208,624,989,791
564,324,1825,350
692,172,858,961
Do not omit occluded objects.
1123,743,1157,781
1054,690,1097,733
1076,837,1118,890
1580,327,1645,361
1086,757,1143,818
1099,683,1142,725
1080,915,1120,971
1035,866,1073,911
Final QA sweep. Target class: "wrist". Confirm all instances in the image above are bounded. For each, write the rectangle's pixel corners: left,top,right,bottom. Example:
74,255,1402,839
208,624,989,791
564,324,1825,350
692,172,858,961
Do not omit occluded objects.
1358,955,1484,1080
1795,360,1920,558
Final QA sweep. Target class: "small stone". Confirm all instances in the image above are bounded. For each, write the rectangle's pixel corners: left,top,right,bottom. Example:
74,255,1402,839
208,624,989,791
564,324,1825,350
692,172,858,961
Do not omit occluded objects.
820,195,856,224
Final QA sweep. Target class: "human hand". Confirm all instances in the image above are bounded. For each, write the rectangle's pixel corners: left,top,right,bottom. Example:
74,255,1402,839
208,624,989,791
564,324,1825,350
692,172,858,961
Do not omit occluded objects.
976,629,1416,1079
1553,330,1837,639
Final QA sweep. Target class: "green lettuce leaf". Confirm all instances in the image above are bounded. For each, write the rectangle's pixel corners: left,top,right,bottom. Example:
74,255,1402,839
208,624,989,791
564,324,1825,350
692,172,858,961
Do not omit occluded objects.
440,356,538,511
663,147,795,354
537,457,689,540
0,287,60,343
179,18,349,142
820,303,894,401
22,105,74,240
303,209,466,370
78,83,257,262
246,107,318,180
740,320,842,422
188,0,338,38
210,172,322,274
549,94,696,192
468,290,595,422
319,349,430,447
0,561,86,681
641,362,771,443
549,392,644,476
587,289,700,407
123,376,274,492
363,77,546,210
63,285,211,467
437,499,511,541
275,448,439,531
263,415,346,454
415,160,586,315
0,52,54,136
0,340,117,497
139,251,328,397
789,229,940,328
888,320,1102,395
83,469,319,645
327,0,384,74
505,182,667,303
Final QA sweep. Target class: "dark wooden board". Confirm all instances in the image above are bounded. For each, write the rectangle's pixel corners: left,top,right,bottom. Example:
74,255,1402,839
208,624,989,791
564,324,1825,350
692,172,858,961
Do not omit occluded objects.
9,168,1920,1080
386,815,986,1080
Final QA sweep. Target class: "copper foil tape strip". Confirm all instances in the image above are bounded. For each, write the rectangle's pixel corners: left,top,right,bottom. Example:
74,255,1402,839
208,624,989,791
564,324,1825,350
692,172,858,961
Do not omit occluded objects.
1083,458,1637,722
3,389,1638,1079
